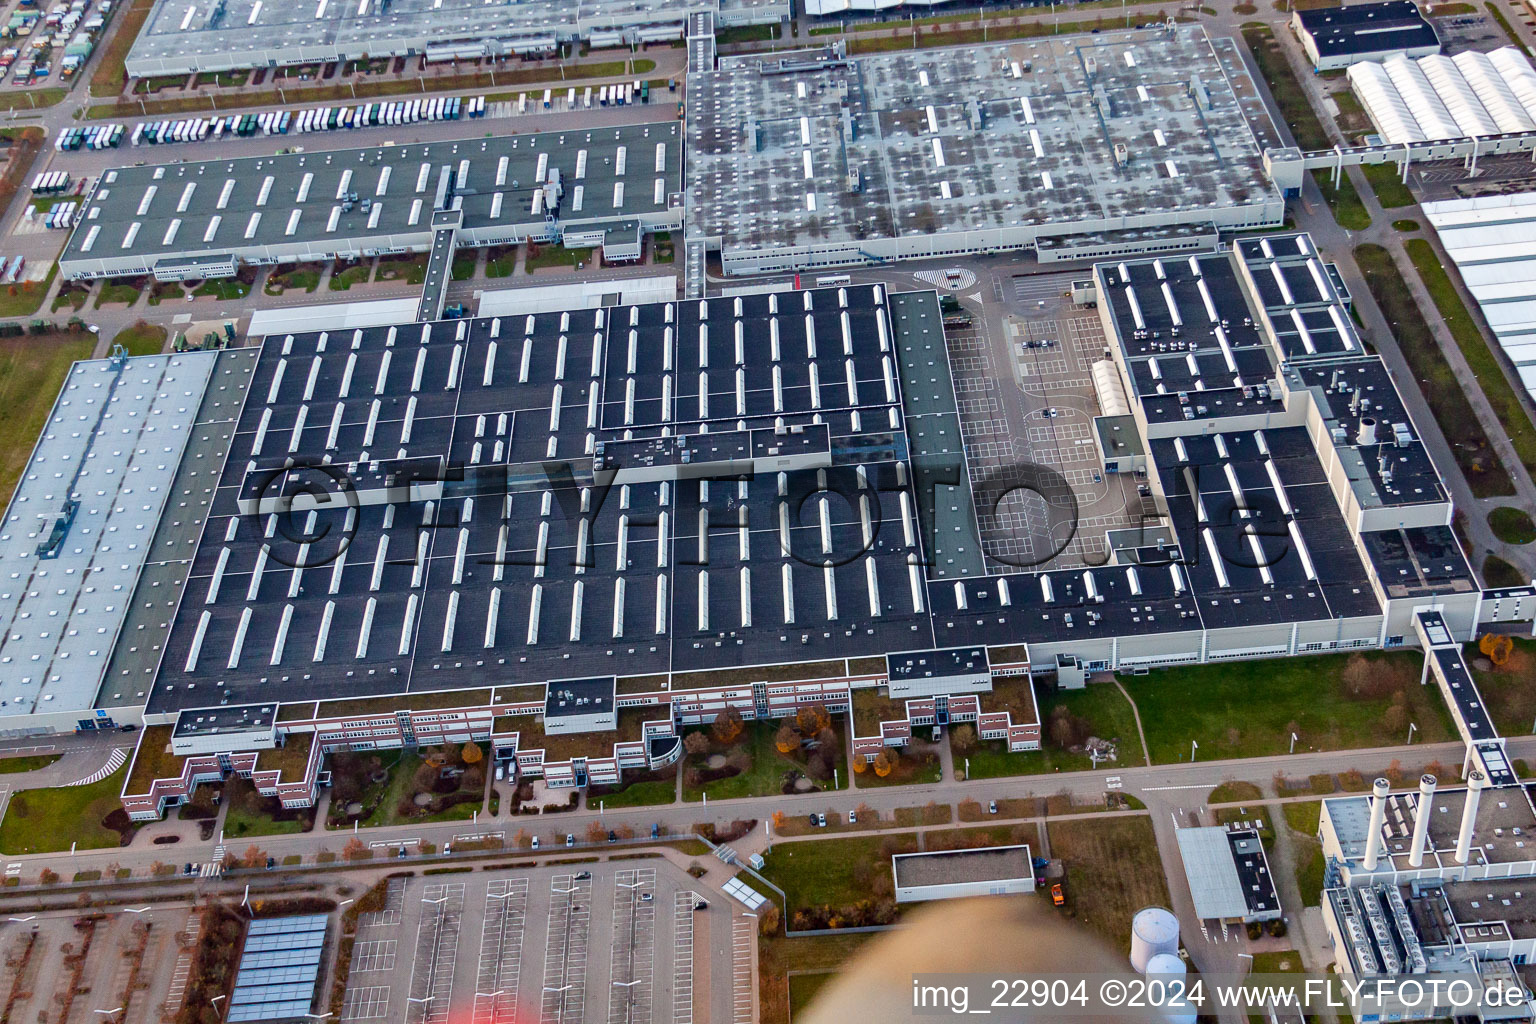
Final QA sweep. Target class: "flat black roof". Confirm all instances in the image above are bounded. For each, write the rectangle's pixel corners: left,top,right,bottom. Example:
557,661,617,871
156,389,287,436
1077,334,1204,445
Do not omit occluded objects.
1295,1,1439,58
887,646,989,682
173,703,277,737
545,677,614,720
1228,828,1280,917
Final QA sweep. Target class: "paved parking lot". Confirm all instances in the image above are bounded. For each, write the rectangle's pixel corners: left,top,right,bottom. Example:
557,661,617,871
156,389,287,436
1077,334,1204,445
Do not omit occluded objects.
340,860,733,1024
950,269,1154,569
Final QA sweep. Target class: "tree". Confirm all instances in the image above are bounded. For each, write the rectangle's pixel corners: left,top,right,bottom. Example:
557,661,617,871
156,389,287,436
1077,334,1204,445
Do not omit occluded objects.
412,760,440,793
796,704,831,737
342,837,370,862
38,868,59,885
461,742,483,765
856,802,877,824
851,755,868,774
683,731,711,757
872,749,895,778
464,764,486,791
514,829,532,850
240,845,265,869
586,821,608,844
712,707,744,745
1048,704,1087,749
951,723,977,756
774,720,800,755
1480,633,1514,666
1382,701,1409,735
758,903,781,935
771,810,786,829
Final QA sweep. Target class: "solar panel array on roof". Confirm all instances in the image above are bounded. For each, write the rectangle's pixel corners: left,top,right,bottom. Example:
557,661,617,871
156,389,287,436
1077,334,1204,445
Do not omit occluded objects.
227,915,327,1023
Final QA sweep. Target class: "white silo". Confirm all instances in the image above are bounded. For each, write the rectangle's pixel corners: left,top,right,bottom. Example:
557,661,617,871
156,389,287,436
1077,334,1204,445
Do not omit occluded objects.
1145,953,1196,1024
1129,906,1180,973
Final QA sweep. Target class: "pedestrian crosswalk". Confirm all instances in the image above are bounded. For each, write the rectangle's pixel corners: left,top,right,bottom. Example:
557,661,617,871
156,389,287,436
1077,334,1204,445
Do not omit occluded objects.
67,747,127,786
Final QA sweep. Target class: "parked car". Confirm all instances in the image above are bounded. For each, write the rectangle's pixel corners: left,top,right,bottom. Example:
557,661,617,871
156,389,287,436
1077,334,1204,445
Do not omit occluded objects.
574,870,591,880
816,813,828,828
265,857,275,869
989,800,998,815
531,836,540,849
607,830,618,843
1051,883,1066,907
848,809,857,824
566,833,575,847
807,813,818,828
639,892,653,902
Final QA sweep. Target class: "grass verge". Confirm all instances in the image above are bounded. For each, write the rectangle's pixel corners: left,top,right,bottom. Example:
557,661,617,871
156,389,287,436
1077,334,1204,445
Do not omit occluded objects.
0,753,60,773
1355,243,1516,496
111,321,166,356
1311,169,1371,230
0,330,94,514
956,683,1145,778
1405,238,1536,488
1242,26,1330,150
1050,816,1170,951
1123,650,1456,763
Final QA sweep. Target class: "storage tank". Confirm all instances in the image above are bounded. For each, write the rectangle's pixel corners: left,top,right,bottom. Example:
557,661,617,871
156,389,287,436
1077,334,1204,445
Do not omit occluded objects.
1145,953,1196,1024
1129,906,1180,973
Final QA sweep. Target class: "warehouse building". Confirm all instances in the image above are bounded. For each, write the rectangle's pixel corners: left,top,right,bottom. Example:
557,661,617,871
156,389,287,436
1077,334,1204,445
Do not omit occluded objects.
124,0,785,78
685,25,1285,275
1175,825,1282,923
0,349,219,737
1347,47,1536,142
892,845,1035,903
1421,192,1536,406
58,123,683,281
0,239,1515,811
1291,1,1439,73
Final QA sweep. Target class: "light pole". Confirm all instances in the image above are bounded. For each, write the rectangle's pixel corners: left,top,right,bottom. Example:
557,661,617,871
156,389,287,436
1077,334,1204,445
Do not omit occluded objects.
1190,739,1198,762
1407,721,1417,744
1238,952,1254,976
1289,732,1298,755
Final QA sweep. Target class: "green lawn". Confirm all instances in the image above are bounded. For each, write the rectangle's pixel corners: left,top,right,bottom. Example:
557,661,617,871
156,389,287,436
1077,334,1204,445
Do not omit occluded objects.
359,746,486,828
485,252,517,278
1362,162,1415,208
192,278,249,300
327,264,372,291
265,268,321,294
0,765,130,854
451,256,477,281
1393,219,1421,232
757,832,916,914
221,778,310,839
684,720,847,802
590,777,676,809
111,322,166,357
94,282,144,308
1490,506,1536,545
0,264,56,318
525,245,593,273
1405,237,1536,489
1465,637,1536,735
956,683,1145,778
1311,170,1371,231
852,745,942,788
52,287,90,313
1281,800,1326,906
1485,554,1528,588
1243,26,1330,150
1355,243,1516,497
0,753,61,774
0,331,94,514
1122,650,1456,763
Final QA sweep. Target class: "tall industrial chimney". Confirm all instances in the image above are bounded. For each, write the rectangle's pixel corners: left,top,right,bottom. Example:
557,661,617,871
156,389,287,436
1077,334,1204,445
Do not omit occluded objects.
1456,771,1487,865
1363,777,1391,871
1408,774,1437,868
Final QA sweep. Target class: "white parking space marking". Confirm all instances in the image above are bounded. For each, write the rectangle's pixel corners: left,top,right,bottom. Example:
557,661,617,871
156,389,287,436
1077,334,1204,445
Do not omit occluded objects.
353,939,398,972
672,892,697,1024
360,877,407,927
474,878,528,1024
731,916,754,1024
342,985,391,1020
608,868,656,1024
408,882,464,1024
541,874,591,1024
